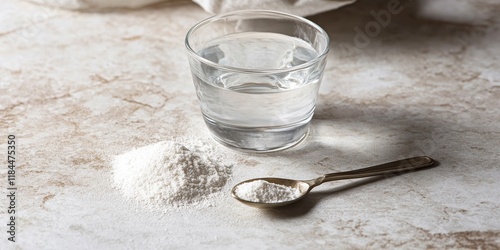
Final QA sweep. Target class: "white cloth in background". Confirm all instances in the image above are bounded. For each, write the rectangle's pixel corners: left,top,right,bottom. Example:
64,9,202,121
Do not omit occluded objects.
24,0,185,10
192,0,356,16
24,0,355,16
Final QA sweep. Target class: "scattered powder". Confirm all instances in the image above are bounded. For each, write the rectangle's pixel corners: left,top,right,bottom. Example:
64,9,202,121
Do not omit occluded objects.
234,180,301,203
111,140,232,210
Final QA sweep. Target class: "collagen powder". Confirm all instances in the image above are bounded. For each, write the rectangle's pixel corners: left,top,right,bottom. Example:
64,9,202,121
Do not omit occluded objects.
234,180,301,203
111,140,232,210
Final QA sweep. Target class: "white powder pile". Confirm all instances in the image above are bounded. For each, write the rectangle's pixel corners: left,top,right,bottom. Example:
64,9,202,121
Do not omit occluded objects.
111,140,232,209
234,180,301,203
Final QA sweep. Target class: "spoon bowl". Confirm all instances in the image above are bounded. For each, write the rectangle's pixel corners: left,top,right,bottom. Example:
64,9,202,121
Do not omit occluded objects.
232,156,435,208
231,177,313,208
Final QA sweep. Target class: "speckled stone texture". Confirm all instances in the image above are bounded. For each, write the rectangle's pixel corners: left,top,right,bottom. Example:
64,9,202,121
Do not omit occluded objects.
1,0,499,249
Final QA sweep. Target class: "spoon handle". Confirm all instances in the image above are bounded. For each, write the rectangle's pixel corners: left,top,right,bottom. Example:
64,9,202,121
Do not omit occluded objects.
320,156,434,183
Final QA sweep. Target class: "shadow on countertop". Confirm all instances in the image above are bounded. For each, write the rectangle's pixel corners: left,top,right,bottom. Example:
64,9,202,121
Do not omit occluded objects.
309,0,495,55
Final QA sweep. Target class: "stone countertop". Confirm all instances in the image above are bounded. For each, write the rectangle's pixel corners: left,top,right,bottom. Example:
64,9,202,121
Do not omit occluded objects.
1,0,499,249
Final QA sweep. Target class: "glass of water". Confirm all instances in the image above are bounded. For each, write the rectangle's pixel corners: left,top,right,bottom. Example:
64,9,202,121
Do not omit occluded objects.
185,10,329,152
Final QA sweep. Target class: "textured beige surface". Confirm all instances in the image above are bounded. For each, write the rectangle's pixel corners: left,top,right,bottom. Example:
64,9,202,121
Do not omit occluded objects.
1,0,499,249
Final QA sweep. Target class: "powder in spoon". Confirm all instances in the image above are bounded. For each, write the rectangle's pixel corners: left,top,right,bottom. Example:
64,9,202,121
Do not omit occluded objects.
111,140,232,210
234,180,301,203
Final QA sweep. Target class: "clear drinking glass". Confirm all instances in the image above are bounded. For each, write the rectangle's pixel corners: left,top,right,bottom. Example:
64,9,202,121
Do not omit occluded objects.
185,10,329,152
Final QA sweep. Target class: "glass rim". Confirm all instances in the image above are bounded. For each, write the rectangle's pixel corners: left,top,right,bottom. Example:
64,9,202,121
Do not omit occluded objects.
185,10,330,74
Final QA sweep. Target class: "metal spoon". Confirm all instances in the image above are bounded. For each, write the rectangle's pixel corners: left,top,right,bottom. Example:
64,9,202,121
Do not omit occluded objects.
231,156,435,208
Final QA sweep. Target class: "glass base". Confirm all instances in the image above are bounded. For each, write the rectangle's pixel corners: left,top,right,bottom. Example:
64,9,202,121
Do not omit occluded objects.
203,116,310,153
